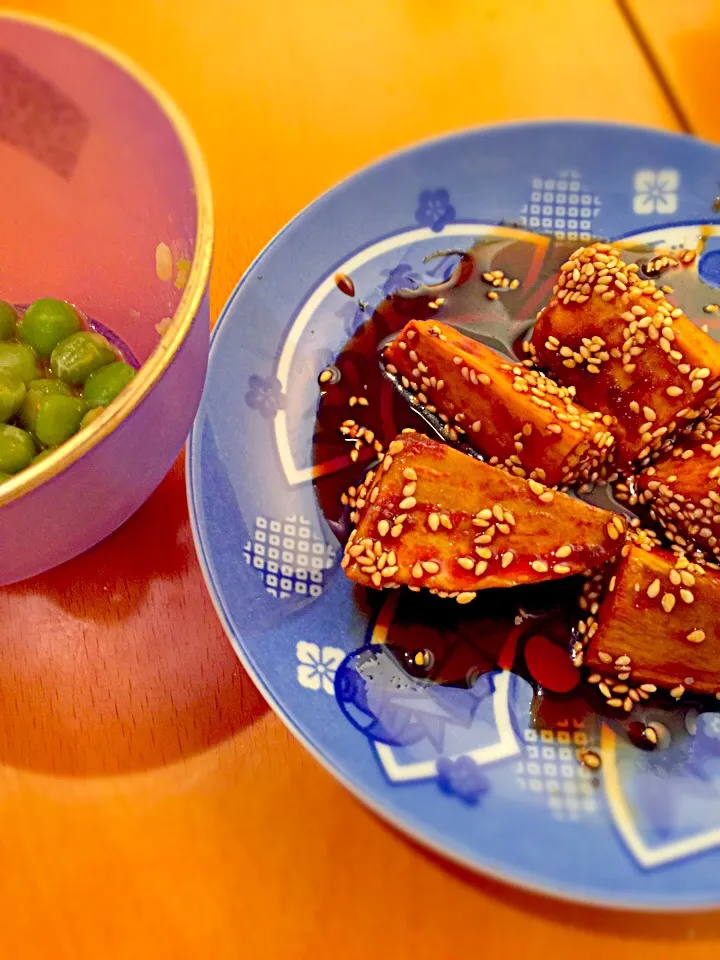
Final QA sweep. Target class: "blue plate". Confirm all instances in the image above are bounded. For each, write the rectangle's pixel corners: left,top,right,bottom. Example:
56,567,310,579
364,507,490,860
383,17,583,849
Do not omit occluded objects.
187,122,720,909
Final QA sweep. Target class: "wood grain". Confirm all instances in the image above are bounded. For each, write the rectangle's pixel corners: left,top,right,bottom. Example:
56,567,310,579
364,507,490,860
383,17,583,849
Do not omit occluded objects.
626,0,720,139
2,0,719,955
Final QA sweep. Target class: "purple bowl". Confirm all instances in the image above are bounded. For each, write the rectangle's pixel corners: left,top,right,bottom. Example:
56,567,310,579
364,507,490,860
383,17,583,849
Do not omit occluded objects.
0,14,213,583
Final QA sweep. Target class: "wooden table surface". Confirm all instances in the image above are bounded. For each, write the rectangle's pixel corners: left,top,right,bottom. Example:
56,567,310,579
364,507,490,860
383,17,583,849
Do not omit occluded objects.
3,0,720,955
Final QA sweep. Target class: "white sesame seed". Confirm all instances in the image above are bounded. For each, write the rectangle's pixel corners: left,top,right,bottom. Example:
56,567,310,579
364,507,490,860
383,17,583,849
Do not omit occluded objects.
662,593,676,613
528,479,544,497
456,591,477,604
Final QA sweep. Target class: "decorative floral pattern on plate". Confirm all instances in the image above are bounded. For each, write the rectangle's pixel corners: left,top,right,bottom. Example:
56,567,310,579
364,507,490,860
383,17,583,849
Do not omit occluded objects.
632,169,679,215
415,188,456,232
245,374,286,419
189,122,720,908
437,755,488,804
297,641,345,694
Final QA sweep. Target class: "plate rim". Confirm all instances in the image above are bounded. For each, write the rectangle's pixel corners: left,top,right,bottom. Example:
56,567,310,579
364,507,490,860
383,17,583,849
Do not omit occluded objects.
187,119,720,912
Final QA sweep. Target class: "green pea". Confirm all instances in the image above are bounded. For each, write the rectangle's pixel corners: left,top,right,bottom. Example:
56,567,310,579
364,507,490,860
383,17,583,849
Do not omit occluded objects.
50,331,117,385
19,390,41,434
83,362,136,408
31,449,54,465
19,298,81,357
0,342,41,384
20,386,71,433
0,373,25,423
0,471,11,482
80,406,105,429
0,424,35,473
0,302,18,341
32,394,86,448
27,378,73,396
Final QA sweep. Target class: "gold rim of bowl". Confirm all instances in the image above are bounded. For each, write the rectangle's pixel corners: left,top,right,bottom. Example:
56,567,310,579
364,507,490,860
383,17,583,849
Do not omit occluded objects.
0,11,214,507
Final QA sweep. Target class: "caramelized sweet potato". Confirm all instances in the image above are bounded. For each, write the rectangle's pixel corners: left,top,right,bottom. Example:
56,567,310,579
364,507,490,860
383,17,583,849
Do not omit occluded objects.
637,420,720,560
341,431,626,602
582,539,720,702
531,243,720,468
383,320,614,487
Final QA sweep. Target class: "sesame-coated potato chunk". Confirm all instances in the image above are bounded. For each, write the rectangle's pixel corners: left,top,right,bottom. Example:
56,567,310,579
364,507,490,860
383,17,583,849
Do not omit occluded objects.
582,540,720,701
637,419,720,560
341,432,626,602
531,243,720,468
383,320,615,487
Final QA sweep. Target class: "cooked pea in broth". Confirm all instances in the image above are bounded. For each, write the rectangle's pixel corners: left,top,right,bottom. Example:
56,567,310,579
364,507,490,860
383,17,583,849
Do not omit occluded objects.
0,298,138,480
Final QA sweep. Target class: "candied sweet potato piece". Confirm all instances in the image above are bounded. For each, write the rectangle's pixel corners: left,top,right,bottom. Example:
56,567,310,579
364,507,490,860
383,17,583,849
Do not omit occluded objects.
637,421,720,560
341,431,626,602
531,243,720,468
383,319,615,487
582,539,720,702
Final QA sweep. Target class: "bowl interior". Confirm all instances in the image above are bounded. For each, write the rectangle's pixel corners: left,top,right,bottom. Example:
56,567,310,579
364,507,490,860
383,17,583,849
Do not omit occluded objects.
0,17,198,362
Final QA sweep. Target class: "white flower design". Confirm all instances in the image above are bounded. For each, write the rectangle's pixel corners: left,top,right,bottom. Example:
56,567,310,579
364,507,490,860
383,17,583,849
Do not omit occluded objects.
296,641,345,694
633,169,679,215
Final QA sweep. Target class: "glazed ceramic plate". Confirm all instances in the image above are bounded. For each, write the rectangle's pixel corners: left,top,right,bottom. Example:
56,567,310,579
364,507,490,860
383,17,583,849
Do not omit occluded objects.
187,122,720,909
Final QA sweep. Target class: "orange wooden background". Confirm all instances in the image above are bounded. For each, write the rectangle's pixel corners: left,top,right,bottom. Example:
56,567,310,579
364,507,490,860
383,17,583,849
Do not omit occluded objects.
1,0,720,956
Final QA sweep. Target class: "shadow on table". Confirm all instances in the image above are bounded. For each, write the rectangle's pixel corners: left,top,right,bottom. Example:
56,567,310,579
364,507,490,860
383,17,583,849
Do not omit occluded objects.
0,454,268,777
410,832,720,940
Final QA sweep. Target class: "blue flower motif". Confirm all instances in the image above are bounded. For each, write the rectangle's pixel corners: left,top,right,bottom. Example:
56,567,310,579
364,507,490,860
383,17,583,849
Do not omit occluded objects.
334,300,367,338
436,754,488,805
380,262,420,296
245,374,286,419
415,188,456,232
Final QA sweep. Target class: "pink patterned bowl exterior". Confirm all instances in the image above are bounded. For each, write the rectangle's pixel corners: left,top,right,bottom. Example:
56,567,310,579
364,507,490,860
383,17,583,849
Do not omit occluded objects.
0,14,213,584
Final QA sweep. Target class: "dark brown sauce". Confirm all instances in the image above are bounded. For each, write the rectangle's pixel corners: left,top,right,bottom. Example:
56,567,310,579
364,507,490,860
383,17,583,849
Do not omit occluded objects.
312,232,715,747
627,720,659,752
